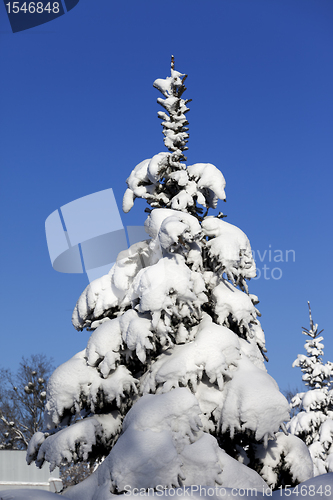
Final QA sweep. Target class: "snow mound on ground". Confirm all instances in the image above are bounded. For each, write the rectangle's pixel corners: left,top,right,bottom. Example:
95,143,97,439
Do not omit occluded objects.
180,434,223,487
106,426,183,491
94,388,211,492
5,474,333,500
0,490,70,500
63,389,268,500
180,434,268,490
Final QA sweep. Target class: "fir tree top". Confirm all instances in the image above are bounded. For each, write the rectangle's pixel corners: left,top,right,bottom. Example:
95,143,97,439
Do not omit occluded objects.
293,302,332,389
153,55,191,160
123,57,226,219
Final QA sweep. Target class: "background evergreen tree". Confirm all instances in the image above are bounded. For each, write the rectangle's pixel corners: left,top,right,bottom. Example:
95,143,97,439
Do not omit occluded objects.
288,302,333,475
27,59,313,498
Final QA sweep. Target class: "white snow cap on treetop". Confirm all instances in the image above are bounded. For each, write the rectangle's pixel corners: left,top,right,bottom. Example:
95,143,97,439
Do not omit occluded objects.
153,69,185,97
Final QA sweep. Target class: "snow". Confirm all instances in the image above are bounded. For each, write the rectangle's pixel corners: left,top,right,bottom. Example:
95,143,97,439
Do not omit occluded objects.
287,303,333,475
28,61,319,499
0,490,70,500
133,255,206,326
144,208,201,250
43,350,98,426
216,448,268,491
187,163,226,207
86,318,122,368
27,414,121,471
213,280,259,336
140,315,241,395
106,426,182,491
62,475,333,500
2,473,333,500
147,153,170,184
170,189,195,212
320,419,333,449
72,272,118,330
72,239,152,330
27,348,138,469
288,411,325,439
63,389,268,499
153,69,185,98
122,158,157,213
120,310,153,363
308,441,329,476
91,389,207,492
220,356,290,443
257,433,314,488
202,218,256,286
123,157,227,215
238,336,266,370
302,389,328,411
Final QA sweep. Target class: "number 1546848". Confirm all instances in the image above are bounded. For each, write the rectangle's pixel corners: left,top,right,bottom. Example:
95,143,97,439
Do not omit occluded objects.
5,2,60,13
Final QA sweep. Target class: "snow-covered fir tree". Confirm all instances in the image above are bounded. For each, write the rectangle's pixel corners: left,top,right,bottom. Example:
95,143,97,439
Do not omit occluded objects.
288,302,333,475
27,58,313,497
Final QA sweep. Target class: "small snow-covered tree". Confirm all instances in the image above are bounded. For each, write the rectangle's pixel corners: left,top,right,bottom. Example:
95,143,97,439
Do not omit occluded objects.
27,58,313,497
288,302,333,475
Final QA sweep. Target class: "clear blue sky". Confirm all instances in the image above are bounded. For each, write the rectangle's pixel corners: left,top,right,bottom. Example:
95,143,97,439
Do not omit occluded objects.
0,0,332,395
